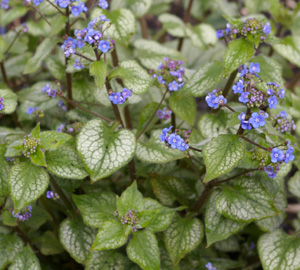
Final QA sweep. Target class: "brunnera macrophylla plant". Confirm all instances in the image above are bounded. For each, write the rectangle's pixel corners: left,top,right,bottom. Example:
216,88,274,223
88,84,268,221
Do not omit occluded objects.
1,0,300,269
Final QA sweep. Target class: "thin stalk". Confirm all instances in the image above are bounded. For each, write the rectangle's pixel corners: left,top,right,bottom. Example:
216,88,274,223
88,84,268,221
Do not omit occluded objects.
171,113,176,132
223,69,238,97
70,17,84,28
74,51,94,62
216,169,258,185
46,0,65,15
222,103,236,112
189,146,202,153
4,31,21,55
177,0,194,51
0,62,9,86
136,88,168,139
32,5,51,25
139,17,148,39
240,135,269,152
59,94,113,122
50,176,77,219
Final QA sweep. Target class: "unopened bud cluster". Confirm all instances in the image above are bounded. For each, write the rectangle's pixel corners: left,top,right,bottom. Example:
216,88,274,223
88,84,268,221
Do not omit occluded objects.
114,209,139,232
272,111,296,133
11,205,32,221
157,107,172,120
23,135,40,157
46,191,59,200
67,122,83,134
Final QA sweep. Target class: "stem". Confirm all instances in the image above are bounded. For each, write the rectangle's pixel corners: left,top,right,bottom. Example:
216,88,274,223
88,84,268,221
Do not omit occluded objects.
50,176,77,219
289,70,300,90
223,69,238,97
59,94,114,122
46,0,65,15
222,103,236,112
216,169,258,185
4,31,21,55
111,48,119,67
0,61,9,86
136,88,168,139
189,146,202,153
74,51,94,62
240,135,269,152
177,0,194,51
171,113,176,132
139,17,148,39
70,17,84,28
32,5,51,26
105,80,125,128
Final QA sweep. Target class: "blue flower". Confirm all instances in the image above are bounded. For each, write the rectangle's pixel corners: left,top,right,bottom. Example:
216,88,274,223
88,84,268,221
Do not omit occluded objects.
284,147,295,163
57,124,65,132
168,134,182,149
267,88,273,95
71,4,83,16
74,59,84,70
238,64,248,77
77,38,84,49
168,80,179,91
249,112,265,128
238,112,252,130
225,23,231,35
205,262,216,270
271,148,284,163
157,76,165,84
98,40,111,53
109,92,124,105
232,80,244,94
239,92,249,103
177,139,189,151
278,88,285,99
58,0,70,8
61,37,77,57
98,0,108,9
259,110,268,118
263,22,271,35
205,93,219,109
26,107,38,115
264,166,276,178
268,95,278,109
216,95,227,106
160,126,173,141
0,0,9,9
280,111,287,118
249,62,260,74
33,0,43,5
216,30,224,38
121,88,132,99
84,29,96,44
157,110,164,119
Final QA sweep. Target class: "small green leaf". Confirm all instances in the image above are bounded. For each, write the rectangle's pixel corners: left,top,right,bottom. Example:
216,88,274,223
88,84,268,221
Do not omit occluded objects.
8,246,40,270
0,89,18,114
9,162,49,211
77,119,136,182
224,39,255,77
158,13,186,37
23,205,51,229
0,6,27,26
169,88,196,125
30,147,47,167
185,61,223,97
117,181,144,216
143,198,175,232
44,56,65,81
30,123,40,139
41,231,64,255
92,219,130,250
73,192,116,228
49,15,67,36
91,8,136,45
40,131,72,150
59,219,96,264
46,144,88,180
205,190,247,246
24,37,61,74
90,60,107,90
109,60,153,94
0,36,6,61
86,250,127,270
164,215,204,265
0,234,23,269
203,134,245,183
134,39,184,69
186,23,217,49
127,230,160,270
258,229,300,270
216,177,278,222
136,131,186,164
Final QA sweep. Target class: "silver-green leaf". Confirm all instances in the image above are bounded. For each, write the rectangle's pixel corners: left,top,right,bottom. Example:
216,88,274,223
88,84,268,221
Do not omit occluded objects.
8,246,41,270
0,89,18,114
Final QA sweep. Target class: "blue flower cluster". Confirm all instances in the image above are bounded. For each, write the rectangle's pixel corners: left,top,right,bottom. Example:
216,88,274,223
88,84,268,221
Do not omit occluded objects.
205,262,216,270
26,107,38,115
238,111,268,130
0,0,9,9
12,205,32,221
160,126,190,152
98,0,108,9
156,107,172,120
57,123,65,132
46,191,59,199
266,82,285,109
205,89,227,109
272,111,296,133
109,88,133,105
151,58,185,92
42,83,57,98
58,100,67,111
0,97,4,111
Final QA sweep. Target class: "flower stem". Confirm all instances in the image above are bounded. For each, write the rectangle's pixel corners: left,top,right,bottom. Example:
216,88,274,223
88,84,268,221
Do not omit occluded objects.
32,5,51,26
0,61,9,86
4,31,21,55
74,51,95,62
223,69,238,97
216,169,259,185
46,0,65,15
171,113,176,132
222,104,236,112
189,146,202,153
59,94,114,122
136,88,169,139
177,0,194,51
240,135,270,152
139,17,148,39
